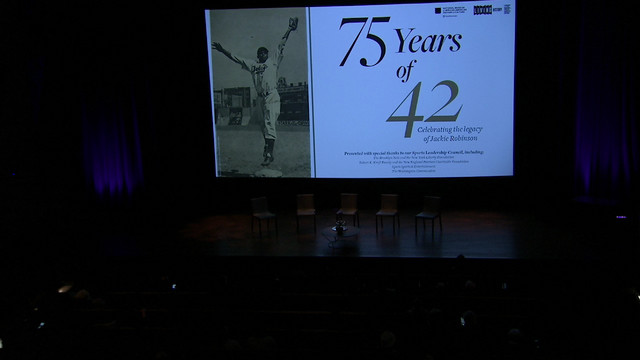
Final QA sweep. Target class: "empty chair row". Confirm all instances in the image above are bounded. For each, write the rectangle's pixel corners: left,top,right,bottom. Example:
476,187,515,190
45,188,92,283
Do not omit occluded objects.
251,194,442,237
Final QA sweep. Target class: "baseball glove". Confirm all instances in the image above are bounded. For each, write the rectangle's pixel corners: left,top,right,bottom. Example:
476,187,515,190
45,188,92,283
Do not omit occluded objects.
289,17,298,31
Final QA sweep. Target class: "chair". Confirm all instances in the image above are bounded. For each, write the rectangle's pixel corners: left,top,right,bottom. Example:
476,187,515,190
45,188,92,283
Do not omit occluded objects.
336,193,359,227
376,194,399,233
250,196,277,236
296,194,316,232
415,196,442,238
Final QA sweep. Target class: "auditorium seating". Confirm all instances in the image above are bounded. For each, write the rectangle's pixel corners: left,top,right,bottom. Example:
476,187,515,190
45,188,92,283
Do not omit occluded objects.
4,257,636,359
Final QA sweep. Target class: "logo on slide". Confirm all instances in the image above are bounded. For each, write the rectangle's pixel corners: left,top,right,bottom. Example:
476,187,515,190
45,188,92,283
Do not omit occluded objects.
474,5,493,15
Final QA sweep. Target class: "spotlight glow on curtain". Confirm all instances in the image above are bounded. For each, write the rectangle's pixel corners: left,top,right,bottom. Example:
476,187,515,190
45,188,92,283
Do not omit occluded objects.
82,87,144,199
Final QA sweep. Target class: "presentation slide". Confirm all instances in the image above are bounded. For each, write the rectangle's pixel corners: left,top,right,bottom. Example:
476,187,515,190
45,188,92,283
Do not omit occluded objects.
206,1,516,178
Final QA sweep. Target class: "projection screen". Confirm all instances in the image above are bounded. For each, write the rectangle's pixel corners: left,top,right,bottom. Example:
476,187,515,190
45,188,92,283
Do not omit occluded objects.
206,1,516,178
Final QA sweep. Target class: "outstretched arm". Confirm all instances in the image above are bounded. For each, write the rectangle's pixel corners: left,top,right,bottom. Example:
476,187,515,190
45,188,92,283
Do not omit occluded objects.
212,42,241,65
277,17,298,64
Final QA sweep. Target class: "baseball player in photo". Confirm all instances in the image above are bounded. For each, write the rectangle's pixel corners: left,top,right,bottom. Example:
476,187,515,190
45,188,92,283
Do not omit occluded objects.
212,17,298,166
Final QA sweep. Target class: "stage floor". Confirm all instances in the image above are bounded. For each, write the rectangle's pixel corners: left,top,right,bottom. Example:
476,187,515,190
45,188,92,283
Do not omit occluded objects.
174,205,637,262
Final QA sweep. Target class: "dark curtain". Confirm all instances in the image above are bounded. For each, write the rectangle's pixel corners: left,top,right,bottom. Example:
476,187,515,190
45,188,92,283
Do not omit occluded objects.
573,3,639,205
75,7,154,203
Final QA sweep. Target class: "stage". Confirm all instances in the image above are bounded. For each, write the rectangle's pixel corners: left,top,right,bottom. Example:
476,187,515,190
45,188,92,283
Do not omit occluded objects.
2,193,637,269
171,202,636,263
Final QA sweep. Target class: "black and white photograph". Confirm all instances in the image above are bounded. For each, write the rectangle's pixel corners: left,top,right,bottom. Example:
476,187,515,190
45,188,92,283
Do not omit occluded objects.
207,8,310,177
